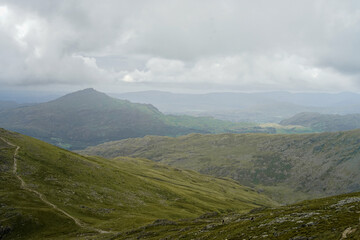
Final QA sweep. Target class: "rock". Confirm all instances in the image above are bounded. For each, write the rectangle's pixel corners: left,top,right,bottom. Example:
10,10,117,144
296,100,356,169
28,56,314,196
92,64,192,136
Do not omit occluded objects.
198,212,219,219
289,236,311,240
0,226,11,239
331,197,360,208
202,224,219,231
150,219,177,226
341,227,357,239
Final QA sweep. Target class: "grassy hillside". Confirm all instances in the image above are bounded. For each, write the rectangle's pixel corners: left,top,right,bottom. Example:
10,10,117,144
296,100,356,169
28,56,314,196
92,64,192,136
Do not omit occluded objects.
117,191,360,239
80,130,360,203
0,128,274,239
280,112,360,132
0,88,277,150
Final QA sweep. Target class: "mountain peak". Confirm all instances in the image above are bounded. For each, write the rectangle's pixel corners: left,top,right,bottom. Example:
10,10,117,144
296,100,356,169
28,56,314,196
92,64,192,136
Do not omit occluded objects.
71,88,103,95
54,88,111,102
79,88,97,93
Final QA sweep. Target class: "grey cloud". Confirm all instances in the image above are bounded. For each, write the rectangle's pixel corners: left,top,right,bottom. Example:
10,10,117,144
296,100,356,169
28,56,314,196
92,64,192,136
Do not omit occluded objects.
0,0,359,91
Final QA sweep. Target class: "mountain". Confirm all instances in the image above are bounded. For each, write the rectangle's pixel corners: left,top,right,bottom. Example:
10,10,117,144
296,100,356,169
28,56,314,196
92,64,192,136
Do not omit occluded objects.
0,88,188,149
0,88,282,150
80,129,360,204
0,128,274,239
118,191,360,239
114,91,360,122
280,112,360,132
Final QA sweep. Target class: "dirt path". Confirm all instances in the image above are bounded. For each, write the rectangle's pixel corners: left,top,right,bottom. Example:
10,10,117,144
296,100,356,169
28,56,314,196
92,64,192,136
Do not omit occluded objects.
1,137,112,235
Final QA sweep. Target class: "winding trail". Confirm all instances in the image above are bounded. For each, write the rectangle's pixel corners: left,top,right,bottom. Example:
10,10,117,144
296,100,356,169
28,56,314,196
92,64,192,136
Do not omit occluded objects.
1,137,112,235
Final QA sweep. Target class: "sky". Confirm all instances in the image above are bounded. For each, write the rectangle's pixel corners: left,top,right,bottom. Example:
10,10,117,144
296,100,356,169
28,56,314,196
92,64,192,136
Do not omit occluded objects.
0,0,360,93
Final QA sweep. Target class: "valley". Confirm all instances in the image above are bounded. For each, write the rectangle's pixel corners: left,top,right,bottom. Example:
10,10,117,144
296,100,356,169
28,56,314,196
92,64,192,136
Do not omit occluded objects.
1,89,360,239
2,1,360,239
2,127,360,239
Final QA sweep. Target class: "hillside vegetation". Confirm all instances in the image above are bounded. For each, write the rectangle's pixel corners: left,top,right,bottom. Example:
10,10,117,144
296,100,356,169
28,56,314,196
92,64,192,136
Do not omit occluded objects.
0,128,273,239
81,129,360,203
280,112,360,132
0,88,276,150
117,191,360,239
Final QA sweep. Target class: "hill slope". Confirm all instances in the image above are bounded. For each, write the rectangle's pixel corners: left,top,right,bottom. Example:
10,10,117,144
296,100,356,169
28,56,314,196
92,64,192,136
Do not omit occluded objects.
80,130,360,203
0,128,273,239
0,88,276,150
117,191,360,239
280,112,360,132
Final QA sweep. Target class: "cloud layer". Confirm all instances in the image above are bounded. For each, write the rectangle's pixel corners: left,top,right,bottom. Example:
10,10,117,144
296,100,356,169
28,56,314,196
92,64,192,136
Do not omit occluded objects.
0,0,359,92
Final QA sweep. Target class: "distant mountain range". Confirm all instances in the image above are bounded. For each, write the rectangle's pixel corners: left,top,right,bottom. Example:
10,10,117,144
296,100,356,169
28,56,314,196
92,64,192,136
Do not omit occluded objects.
114,91,360,122
0,128,273,239
81,129,360,204
0,101,31,111
0,88,277,149
280,112,360,132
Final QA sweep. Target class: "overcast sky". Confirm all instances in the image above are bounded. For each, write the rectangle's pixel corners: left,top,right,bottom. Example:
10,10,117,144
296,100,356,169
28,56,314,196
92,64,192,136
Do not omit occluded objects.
0,0,359,93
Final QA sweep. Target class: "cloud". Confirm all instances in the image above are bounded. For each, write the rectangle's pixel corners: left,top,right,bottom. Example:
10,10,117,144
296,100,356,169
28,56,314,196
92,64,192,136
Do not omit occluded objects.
122,54,356,92
0,3,112,85
0,0,359,92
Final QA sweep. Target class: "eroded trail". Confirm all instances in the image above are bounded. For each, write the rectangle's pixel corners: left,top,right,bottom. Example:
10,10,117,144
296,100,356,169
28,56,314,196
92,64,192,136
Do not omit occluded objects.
1,137,112,235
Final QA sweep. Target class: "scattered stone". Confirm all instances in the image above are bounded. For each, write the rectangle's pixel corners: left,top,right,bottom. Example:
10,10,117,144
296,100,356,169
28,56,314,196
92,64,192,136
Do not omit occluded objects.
202,224,219,231
289,236,312,240
150,219,177,226
198,212,219,219
341,227,357,239
0,226,11,239
331,197,360,208
179,226,191,232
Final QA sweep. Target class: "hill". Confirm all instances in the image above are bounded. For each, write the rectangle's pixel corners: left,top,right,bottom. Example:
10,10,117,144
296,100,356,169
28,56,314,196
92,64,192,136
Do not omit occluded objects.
115,91,360,123
117,191,360,239
280,112,360,132
0,88,191,149
0,88,277,150
80,130,360,204
0,128,274,239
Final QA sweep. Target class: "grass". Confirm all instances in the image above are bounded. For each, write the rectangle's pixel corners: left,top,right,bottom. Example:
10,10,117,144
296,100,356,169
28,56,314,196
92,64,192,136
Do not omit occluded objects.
116,191,360,239
0,128,274,239
80,129,360,204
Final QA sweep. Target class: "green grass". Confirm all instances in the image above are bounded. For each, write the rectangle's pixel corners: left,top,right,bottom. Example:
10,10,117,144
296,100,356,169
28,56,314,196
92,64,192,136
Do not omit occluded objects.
80,129,360,204
116,191,360,239
0,128,274,239
260,122,316,134
280,112,360,132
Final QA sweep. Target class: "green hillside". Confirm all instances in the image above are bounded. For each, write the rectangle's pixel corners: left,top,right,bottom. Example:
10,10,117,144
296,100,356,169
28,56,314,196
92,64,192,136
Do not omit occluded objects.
0,128,274,239
117,191,360,239
81,130,360,203
0,88,276,150
280,112,360,132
